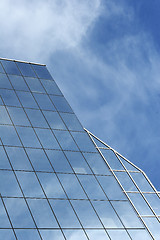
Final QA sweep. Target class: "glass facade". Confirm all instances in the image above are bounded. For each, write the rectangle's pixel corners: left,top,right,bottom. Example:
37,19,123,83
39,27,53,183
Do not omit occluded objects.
0,58,160,239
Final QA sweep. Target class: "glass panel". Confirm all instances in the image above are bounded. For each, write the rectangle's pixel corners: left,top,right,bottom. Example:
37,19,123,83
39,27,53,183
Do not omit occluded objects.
0,73,12,89
0,146,11,169
58,173,87,199
128,229,152,239
35,128,60,149
0,230,16,240
33,93,55,111
25,77,45,93
78,175,107,200
0,89,21,107
128,193,154,215
54,130,78,151
50,95,73,113
43,110,66,130
40,230,65,240
6,147,32,170
130,172,154,192
115,172,137,191
46,150,73,173
63,230,87,240
65,151,91,174
16,171,44,197
1,60,21,75
32,64,53,80
17,91,38,108
107,230,130,239
92,201,123,228
37,172,66,198
41,79,62,95
25,108,48,128
71,200,103,228
0,125,21,146
0,170,22,197
15,230,41,240
143,217,160,240
112,201,144,228
27,199,58,228
83,152,111,175
50,199,81,227
0,62,5,73
26,148,53,172
118,154,140,171
4,198,35,228
16,62,37,77
71,132,97,152
97,175,127,200
100,149,124,170
0,106,12,124
8,75,29,91
16,126,41,148
0,198,11,227
144,193,160,215
60,112,83,131
86,230,110,240
7,107,31,126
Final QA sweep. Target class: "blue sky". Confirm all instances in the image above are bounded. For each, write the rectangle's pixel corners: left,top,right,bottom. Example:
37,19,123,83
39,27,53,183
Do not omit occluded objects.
0,0,160,190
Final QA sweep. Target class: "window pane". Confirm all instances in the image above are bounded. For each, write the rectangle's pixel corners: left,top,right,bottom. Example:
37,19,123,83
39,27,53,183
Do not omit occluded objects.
0,170,22,197
1,60,21,75
15,230,41,240
35,128,60,149
0,89,21,107
43,110,66,130
8,75,29,91
4,198,35,228
0,73,12,89
60,113,83,131
115,172,137,191
128,229,152,240
33,93,55,111
142,217,160,240
0,146,11,169
63,230,87,240
41,79,62,95
37,172,66,198
54,130,78,151
40,230,65,240
7,107,31,126
86,230,110,240
25,108,48,128
50,199,81,227
0,62,5,73
16,62,37,77
83,153,111,175
130,172,154,192
0,230,16,239
100,149,124,170
107,230,130,240
50,95,73,113
27,199,58,228
0,199,11,227
32,64,53,80
144,193,160,215
0,106,12,124
46,150,73,173
17,91,38,108
6,146,32,170
71,132,97,152
0,125,21,146
65,151,91,174
25,77,45,93
58,173,87,199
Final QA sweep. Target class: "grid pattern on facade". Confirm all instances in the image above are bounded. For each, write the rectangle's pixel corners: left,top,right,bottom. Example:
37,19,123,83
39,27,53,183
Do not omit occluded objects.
0,58,159,240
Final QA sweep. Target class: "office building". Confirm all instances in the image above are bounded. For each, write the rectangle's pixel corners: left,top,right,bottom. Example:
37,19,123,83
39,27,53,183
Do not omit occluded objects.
0,58,160,239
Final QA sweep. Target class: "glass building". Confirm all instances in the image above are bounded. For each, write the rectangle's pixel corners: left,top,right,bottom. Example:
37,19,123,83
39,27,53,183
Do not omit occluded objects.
0,57,160,240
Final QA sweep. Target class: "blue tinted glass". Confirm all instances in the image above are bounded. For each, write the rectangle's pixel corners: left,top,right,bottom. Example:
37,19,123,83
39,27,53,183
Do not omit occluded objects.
16,62,37,77
46,150,73,173
115,172,137,191
41,79,62,95
0,73,12,89
63,230,87,240
43,110,66,130
6,147,32,170
8,75,29,91
0,229,16,239
128,230,151,240
144,193,160,215
40,230,65,240
15,230,41,240
0,146,11,169
0,199,11,227
17,91,38,109
25,108,48,128
71,132,97,152
107,230,130,239
35,128,60,149
142,217,160,239
26,148,53,172
4,198,35,228
0,89,21,107
50,95,73,113
86,230,110,239
0,63,5,73
7,107,31,126
1,60,21,75
130,172,154,192
54,130,78,151
100,149,124,170
32,64,53,79
0,125,21,146
60,113,83,131
25,77,45,93
33,93,55,111
0,106,12,124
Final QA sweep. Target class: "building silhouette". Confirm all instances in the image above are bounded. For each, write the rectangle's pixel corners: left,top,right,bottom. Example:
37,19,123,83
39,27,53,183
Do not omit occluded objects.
0,58,160,239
